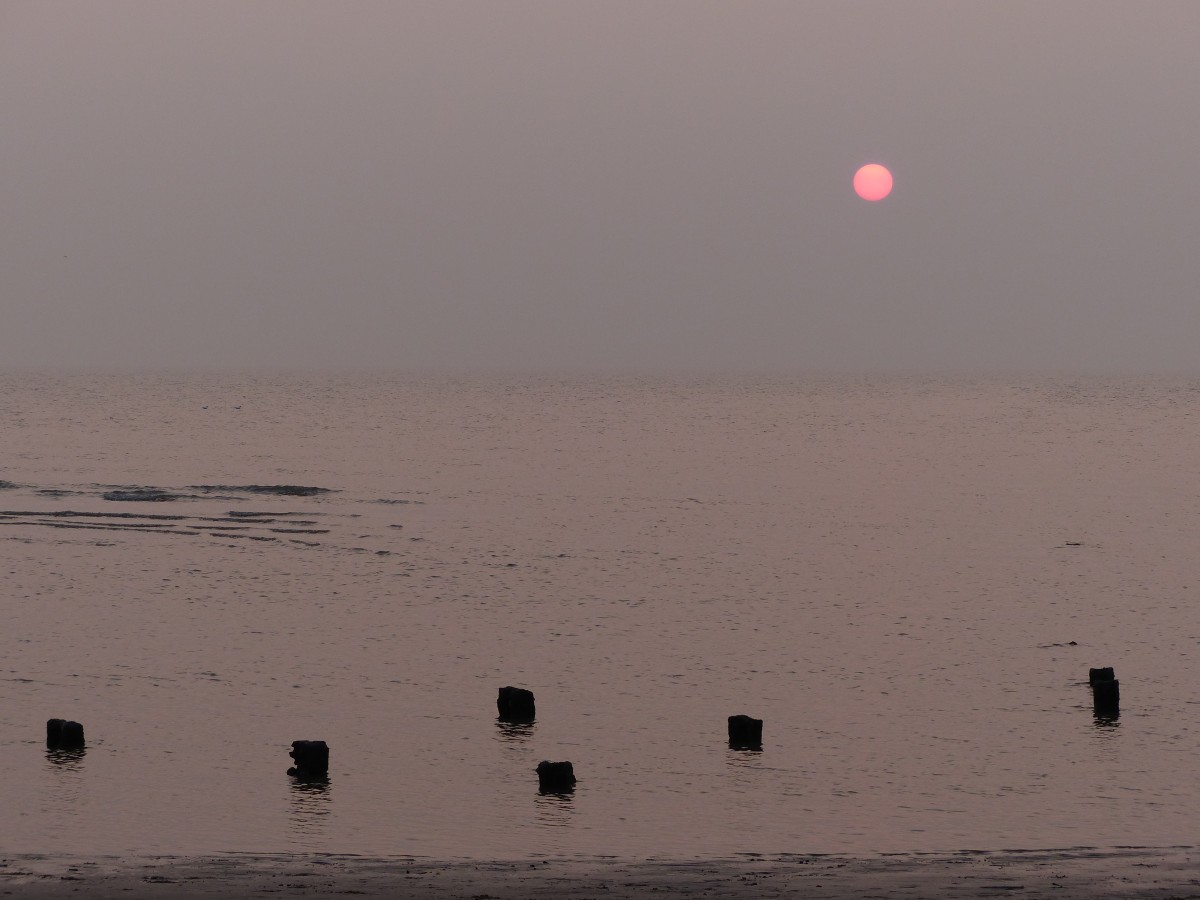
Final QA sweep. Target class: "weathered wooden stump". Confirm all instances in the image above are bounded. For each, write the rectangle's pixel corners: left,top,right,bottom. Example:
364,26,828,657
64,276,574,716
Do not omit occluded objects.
46,718,85,750
46,719,65,747
1092,680,1120,715
536,760,576,791
497,686,536,722
287,740,329,778
728,714,763,749
1088,666,1120,715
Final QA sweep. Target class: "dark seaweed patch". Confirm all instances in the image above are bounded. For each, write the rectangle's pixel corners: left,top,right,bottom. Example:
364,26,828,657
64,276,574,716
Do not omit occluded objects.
36,522,184,533
103,489,182,502
73,511,189,521
223,512,322,521
208,517,321,526
191,485,333,497
0,510,190,521
88,522,175,529
1,489,339,546
0,481,17,490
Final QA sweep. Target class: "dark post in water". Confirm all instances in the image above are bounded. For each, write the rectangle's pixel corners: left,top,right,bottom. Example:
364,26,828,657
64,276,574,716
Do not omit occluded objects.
1089,667,1120,716
46,718,85,750
536,760,576,791
497,686,536,723
287,740,330,779
728,714,763,749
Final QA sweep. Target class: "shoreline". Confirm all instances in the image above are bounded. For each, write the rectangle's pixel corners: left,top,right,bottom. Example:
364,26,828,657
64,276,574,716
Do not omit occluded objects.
2,847,1198,898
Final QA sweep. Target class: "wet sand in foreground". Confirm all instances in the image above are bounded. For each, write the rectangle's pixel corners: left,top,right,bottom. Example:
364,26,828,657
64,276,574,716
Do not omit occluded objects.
2,847,1198,898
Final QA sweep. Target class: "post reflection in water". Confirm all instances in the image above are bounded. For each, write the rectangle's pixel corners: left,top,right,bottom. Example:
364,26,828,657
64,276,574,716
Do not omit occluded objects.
534,786,575,828
724,744,768,799
46,747,87,768
287,777,332,846
494,721,534,744
44,747,87,817
1093,710,1121,730
725,745,764,763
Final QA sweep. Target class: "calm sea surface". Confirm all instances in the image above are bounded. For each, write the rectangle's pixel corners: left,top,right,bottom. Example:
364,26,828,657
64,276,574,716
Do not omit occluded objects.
2,374,1199,857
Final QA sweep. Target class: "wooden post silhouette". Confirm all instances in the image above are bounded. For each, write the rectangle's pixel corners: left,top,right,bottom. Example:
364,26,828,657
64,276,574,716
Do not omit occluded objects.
497,686,536,722
728,714,763,749
536,760,576,791
1089,667,1120,716
46,719,85,750
287,740,329,778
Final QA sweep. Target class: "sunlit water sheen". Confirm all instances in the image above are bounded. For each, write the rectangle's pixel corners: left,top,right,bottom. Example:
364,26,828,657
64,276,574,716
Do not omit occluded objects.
2,374,1199,857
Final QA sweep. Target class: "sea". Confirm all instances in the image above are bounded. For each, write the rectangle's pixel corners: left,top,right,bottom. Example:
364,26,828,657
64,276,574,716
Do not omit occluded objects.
2,373,1198,858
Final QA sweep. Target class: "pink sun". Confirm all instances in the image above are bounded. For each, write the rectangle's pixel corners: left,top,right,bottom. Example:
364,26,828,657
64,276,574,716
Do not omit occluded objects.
853,164,893,201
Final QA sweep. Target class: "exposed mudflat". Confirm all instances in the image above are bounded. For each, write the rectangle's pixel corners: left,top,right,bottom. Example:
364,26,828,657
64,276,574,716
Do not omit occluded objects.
2,848,1199,899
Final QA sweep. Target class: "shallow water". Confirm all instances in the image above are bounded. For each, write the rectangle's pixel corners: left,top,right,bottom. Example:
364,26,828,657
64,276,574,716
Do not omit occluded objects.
2,374,1199,856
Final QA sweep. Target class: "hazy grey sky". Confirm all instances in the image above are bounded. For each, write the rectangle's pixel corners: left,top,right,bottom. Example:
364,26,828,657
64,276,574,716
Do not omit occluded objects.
4,1,1199,373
